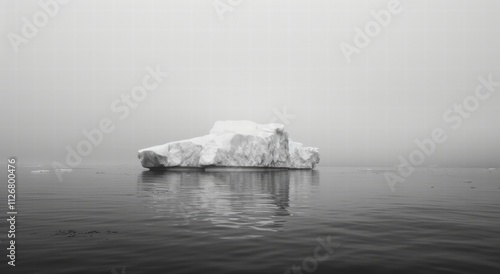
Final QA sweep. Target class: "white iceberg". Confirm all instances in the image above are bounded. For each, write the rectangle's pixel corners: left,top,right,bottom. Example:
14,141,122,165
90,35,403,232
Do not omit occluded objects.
289,140,320,169
138,120,319,170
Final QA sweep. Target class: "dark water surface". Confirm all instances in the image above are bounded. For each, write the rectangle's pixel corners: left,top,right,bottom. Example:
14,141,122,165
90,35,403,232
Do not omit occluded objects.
1,166,499,274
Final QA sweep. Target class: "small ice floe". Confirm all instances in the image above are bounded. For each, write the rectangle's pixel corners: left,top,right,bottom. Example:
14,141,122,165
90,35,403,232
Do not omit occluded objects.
358,168,395,175
54,168,73,176
31,170,50,174
55,168,72,173
487,168,496,172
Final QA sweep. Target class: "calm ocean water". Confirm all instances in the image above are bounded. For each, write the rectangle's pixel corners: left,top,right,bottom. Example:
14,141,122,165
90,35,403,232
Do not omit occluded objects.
1,166,499,274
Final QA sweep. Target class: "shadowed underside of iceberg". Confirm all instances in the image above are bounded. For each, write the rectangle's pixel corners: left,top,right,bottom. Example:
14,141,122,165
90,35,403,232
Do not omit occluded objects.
138,120,320,170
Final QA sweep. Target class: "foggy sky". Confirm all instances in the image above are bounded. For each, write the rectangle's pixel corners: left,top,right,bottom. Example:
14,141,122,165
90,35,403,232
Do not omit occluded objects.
1,0,500,167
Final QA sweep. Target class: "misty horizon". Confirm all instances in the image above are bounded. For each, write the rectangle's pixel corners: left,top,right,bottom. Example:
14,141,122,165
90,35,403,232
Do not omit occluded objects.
2,0,500,168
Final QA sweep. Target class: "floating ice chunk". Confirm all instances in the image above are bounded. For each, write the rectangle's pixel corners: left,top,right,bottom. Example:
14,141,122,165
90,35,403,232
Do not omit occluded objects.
31,170,50,174
289,140,320,169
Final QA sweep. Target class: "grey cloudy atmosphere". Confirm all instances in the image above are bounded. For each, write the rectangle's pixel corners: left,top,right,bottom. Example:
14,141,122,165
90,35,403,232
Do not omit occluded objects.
1,0,500,168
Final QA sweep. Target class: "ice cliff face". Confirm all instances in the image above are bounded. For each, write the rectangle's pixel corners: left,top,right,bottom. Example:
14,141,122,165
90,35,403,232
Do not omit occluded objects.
138,120,319,169
198,121,291,168
138,136,208,168
289,140,320,169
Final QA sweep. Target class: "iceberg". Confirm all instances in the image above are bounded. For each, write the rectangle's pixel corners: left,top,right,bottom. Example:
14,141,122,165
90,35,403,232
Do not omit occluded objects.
289,140,320,169
138,120,319,170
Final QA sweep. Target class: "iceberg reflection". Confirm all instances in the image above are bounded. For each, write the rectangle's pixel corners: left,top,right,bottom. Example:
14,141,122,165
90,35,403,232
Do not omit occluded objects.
137,170,319,233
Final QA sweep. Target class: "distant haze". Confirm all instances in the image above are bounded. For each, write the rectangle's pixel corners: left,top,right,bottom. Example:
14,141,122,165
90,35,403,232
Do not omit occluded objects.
1,0,500,167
